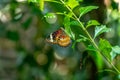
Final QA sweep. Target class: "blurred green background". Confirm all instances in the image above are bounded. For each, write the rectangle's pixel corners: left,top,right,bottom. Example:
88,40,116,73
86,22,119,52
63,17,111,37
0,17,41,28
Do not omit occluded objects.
0,0,120,80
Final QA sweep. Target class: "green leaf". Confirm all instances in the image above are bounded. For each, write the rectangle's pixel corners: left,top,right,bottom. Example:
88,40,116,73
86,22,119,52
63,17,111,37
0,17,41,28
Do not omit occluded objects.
63,15,75,40
66,0,79,9
72,38,82,49
78,35,88,41
63,15,71,27
72,35,87,49
70,21,79,26
112,46,120,53
69,28,75,40
28,0,44,11
86,20,100,28
110,51,117,61
110,46,120,60
79,6,98,18
74,34,87,43
86,45,96,51
43,0,61,4
39,0,44,11
94,25,111,39
72,38,83,49
65,27,75,40
118,74,120,79
28,0,38,2
99,39,112,60
77,0,83,2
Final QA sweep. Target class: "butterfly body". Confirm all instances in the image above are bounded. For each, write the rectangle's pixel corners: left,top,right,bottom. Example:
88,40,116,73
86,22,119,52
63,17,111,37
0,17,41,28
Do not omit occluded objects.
46,28,71,47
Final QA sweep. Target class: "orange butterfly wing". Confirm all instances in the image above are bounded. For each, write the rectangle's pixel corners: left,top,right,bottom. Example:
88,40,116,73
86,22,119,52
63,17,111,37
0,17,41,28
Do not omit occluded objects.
46,28,71,47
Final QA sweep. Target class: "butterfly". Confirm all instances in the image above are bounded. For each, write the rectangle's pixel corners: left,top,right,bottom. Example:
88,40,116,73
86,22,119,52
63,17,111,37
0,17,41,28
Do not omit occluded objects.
46,28,71,47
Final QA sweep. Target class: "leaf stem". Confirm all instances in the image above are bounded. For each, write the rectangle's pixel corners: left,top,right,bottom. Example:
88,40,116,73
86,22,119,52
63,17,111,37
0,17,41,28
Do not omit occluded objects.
60,0,120,74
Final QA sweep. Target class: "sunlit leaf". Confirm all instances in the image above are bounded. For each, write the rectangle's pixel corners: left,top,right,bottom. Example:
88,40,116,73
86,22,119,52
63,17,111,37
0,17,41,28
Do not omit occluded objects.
118,74,120,79
99,39,112,60
94,25,111,39
28,0,38,2
86,20,100,28
111,10,119,20
39,0,44,11
66,0,79,9
112,46,120,54
79,6,98,18
110,46,120,60
28,0,41,3
110,51,117,61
